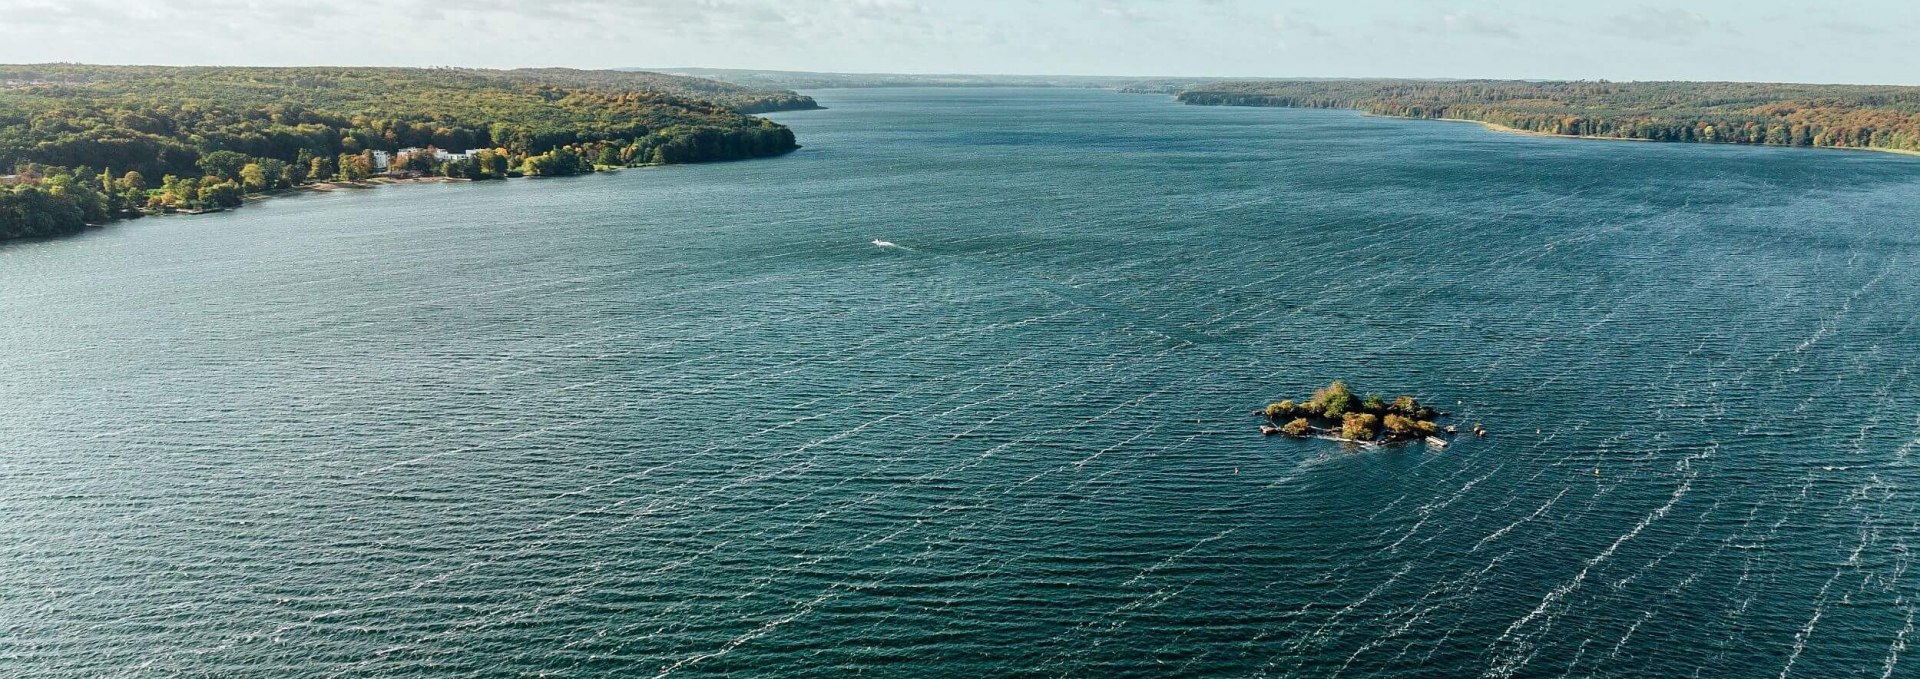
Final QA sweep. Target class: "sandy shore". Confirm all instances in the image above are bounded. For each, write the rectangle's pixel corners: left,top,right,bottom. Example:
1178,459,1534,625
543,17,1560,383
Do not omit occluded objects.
229,176,471,207
303,180,378,191
306,176,468,191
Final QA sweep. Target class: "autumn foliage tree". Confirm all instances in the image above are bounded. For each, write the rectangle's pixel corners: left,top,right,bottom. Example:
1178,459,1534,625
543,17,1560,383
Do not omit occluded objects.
0,65,806,236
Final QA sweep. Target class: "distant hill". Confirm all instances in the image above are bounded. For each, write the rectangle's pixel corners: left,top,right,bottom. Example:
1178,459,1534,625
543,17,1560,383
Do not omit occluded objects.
644,67,1253,94
1178,79,1920,155
497,68,818,113
1,65,818,114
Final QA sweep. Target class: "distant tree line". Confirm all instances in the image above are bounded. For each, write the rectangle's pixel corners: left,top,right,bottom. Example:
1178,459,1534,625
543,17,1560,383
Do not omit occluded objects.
491,68,820,114
1,65,804,240
1178,80,1920,153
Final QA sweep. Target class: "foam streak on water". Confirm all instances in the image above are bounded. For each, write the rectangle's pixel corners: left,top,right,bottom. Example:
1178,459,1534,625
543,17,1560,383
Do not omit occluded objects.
4,88,1920,677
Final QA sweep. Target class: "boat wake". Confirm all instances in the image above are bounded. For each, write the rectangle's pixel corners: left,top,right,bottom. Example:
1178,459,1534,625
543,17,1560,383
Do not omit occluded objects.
871,239,911,250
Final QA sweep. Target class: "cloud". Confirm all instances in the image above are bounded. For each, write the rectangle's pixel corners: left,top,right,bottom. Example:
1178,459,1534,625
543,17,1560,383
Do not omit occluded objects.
1372,10,1519,41
1271,13,1330,38
1816,19,1889,36
1090,0,1163,24
1604,7,1714,43
1439,12,1519,39
0,0,134,29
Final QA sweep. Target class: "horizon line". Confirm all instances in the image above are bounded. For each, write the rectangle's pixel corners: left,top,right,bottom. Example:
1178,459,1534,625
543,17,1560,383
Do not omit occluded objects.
5,62,1919,88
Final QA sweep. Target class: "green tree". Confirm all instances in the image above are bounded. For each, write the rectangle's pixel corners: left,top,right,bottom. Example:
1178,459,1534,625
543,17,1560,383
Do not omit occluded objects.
477,149,509,179
523,146,593,176
442,156,477,179
196,150,250,181
116,170,146,198
1383,414,1416,437
1315,380,1355,419
336,153,371,181
98,167,119,210
198,180,243,208
1341,412,1380,441
254,157,293,188
1,184,87,239
43,171,109,223
260,159,289,187
308,155,334,183
159,174,191,207
239,163,269,193
393,149,437,174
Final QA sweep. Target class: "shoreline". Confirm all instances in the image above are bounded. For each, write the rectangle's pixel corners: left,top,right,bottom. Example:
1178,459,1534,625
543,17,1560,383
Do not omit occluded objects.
3,167,673,243
133,163,685,220
13,156,754,242
226,176,468,207
220,170,651,210
1362,112,1920,158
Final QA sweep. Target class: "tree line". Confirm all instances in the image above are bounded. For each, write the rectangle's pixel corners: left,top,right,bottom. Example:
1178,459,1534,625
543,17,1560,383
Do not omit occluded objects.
1178,79,1920,153
1,65,804,240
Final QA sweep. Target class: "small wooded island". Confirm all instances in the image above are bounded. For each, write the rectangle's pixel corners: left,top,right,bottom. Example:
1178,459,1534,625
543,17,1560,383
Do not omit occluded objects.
1258,380,1464,446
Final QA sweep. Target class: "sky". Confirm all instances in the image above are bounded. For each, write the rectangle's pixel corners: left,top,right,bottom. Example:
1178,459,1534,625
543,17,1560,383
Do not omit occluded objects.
2,0,1918,84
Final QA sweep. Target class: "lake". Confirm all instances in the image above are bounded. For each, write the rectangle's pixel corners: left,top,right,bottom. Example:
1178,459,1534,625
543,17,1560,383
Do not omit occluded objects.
4,88,1919,678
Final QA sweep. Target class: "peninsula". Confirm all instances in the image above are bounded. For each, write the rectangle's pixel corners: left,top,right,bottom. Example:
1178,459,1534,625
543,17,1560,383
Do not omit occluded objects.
0,65,816,240
1178,80,1920,156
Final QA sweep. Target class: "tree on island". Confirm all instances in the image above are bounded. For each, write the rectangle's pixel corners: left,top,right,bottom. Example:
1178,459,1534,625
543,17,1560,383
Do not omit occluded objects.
1342,413,1380,441
1314,381,1355,419
1262,380,1446,444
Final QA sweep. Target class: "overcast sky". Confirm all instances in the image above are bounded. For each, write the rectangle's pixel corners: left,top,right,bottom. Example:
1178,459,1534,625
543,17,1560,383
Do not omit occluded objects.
2,0,1917,84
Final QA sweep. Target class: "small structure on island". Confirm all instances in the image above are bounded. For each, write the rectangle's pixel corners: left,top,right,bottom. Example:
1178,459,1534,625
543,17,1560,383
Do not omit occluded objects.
1256,380,1456,448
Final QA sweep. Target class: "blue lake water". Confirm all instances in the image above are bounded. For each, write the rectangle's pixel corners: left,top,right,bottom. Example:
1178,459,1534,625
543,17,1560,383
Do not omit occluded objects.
4,88,1920,677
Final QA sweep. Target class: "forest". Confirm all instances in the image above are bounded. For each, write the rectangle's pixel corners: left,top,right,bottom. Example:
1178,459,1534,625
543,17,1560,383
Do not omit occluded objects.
1,65,810,240
1178,80,1920,153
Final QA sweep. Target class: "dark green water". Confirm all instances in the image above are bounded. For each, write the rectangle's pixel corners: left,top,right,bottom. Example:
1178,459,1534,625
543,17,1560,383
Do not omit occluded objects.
4,88,1920,678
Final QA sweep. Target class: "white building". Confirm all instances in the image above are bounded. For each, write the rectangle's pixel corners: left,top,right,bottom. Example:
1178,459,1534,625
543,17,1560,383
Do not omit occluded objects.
392,147,479,164
369,150,391,171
